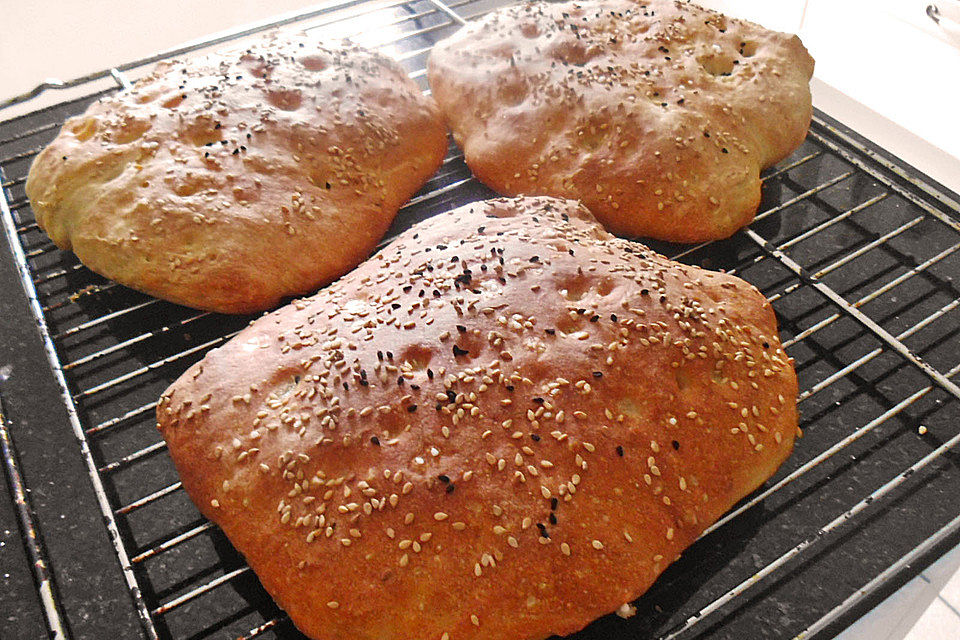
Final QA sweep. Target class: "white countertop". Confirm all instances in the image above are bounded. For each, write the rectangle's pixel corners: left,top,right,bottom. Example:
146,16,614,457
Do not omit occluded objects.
2,0,959,637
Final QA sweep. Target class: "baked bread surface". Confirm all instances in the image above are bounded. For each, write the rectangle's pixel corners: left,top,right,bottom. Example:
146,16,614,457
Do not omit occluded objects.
26,33,447,313
427,0,814,242
158,196,798,640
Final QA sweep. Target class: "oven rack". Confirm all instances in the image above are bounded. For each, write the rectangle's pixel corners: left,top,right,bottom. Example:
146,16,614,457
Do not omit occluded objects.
1,1,959,638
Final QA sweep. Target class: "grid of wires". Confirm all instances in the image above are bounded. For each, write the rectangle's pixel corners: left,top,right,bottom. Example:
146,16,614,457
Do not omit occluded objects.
1,1,959,638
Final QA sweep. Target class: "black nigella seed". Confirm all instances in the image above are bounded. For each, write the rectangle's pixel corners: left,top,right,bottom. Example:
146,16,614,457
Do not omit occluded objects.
590,315,600,322
456,325,467,333
550,497,558,510
438,475,450,483
549,513,558,525
529,256,540,263
545,328,556,335
445,484,456,494
370,437,380,446
407,404,418,413
610,314,618,322
616,445,624,457
593,371,603,378
453,345,469,357
672,440,680,450
427,369,434,379
531,434,541,442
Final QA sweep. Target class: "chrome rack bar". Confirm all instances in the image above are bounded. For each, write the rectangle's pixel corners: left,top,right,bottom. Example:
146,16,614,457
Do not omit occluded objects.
0,0,376,111
810,116,960,220
86,401,157,436
666,152,830,263
796,512,960,639
743,227,960,402
98,440,168,475
725,193,889,281
668,422,960,640
705,362,960,540
0,386,70,640
797,298,959,404
0,148,160,639
73,331,241,401
62,311,213,372
425,0,468,25
116,482,182,516
150,566,251,616
130,521,216,564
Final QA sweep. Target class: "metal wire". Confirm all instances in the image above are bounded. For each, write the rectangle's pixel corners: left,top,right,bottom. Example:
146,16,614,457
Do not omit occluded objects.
0,387,70,639
0,0,958,639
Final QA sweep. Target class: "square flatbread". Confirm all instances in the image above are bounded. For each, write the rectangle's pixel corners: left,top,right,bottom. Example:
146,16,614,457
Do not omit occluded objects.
158,195,798,640
27,33,447,313
428,0,814,242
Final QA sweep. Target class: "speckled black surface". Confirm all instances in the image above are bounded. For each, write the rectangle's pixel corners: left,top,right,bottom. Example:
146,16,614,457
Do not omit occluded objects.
0,185,143,638
1,8,959,638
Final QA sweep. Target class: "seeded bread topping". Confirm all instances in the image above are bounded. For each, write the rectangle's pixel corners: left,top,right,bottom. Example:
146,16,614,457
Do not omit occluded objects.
26,33,447,313
158,196,798,640
427,0,814,242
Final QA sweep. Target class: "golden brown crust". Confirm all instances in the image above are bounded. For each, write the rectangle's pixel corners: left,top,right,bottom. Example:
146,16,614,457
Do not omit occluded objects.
427,0,814,242
158,196,797,640
26,33,447,313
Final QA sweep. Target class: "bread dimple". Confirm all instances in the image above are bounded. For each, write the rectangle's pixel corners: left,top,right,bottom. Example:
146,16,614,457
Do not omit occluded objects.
427,0,814,242
158,195,797,640
26,33,447,313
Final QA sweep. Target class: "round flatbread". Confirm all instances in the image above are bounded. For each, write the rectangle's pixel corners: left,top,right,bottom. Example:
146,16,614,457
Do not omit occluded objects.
428,0,814,242
27,33,448,313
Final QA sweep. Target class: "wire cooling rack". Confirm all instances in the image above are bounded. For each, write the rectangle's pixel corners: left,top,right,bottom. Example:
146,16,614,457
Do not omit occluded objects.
1,1,959,638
